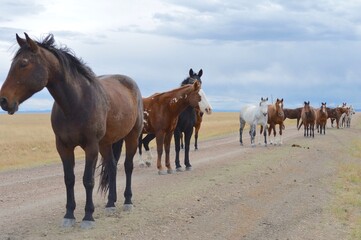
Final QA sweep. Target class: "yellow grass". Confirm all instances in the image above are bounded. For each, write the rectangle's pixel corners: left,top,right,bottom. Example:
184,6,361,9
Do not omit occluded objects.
0,112,297,171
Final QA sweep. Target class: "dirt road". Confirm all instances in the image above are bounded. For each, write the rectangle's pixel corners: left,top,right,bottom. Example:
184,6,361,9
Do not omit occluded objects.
0,114,359,240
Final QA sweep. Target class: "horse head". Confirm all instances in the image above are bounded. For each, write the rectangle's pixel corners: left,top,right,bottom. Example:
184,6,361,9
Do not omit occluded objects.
275,98,284,118
259,97,269,117
321,102,327,113
182,68,203,86
303,101,312,118
0,33,50,114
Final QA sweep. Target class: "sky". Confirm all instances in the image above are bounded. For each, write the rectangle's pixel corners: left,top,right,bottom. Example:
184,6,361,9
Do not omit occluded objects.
0,0,361,112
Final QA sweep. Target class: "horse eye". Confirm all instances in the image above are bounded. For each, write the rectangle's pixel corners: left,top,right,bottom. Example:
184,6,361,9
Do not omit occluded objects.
19,58,29,68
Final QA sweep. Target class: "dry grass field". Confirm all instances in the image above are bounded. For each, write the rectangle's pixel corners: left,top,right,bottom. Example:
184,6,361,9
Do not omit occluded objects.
0,112,245,171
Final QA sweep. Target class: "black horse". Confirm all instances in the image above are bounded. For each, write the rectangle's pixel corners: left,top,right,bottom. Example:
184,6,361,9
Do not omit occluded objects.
138,69,204,170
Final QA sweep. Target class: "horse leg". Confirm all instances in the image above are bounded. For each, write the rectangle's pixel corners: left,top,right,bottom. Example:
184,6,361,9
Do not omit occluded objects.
239,119,246,146
194,127,199,150
278,124,283,145
81,142,99,229
180,132,184,149
57,140,76,228
143,133,155,167
249,124,256,147
138,135,145,167
303,124,306,137
184,128,193,170
155,133,166,175
164,132,174,174
174,129,182,171
122,129,140,211
263,124,267,146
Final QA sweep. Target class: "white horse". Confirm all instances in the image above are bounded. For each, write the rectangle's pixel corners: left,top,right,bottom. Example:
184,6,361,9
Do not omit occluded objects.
239,97,269,147
345,105,355,128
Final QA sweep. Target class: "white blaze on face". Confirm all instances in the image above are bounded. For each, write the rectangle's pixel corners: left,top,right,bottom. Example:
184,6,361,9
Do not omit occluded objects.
198,89,212,114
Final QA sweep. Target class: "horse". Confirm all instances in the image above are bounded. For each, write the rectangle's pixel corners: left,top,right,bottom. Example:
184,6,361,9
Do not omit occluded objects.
283,107,302,128
139,81,210,175
262,98,284,145
0,33,143,229
174,71,212,171
345,105,355,128
298,101,316,137
316,102,328,134
138,68,204,160
181,108,204,150
327,106,348,129
239,97,269,147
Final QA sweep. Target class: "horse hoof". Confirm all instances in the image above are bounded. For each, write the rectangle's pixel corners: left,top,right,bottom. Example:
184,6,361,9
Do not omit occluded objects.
185,166,192,171
158,170,167,175
105,207,116,214
123,204,133,212
167,169,174,174
176,167,184,172
62,218,76,228
80,220,95,229
146,161,151,167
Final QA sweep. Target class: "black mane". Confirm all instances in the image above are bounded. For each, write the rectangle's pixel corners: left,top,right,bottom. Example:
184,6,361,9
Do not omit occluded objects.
15,34,96,82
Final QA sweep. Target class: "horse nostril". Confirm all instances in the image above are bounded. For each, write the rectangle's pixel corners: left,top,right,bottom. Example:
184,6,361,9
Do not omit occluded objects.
0,97,9,110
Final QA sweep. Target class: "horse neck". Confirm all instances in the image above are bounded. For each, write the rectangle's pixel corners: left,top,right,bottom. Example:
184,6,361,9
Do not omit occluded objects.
44,51,103,115
168,89,196,115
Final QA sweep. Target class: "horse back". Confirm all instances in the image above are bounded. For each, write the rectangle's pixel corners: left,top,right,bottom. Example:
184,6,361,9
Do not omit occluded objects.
99,75,143,144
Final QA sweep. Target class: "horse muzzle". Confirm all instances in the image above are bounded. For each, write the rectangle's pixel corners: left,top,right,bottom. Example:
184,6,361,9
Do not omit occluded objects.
0,97,19,115
204,107,212,115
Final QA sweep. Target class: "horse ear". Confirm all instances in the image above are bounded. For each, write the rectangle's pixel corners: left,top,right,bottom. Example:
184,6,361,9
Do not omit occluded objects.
281,98,283,102
198,69,203,77
304,101,307,105
261,97,264,101
308,101,310,105
189,68,194,77
24,33,38,53
16,33,27,47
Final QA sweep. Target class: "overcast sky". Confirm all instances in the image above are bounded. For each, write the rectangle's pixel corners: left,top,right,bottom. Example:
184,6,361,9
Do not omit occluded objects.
1,0,361,112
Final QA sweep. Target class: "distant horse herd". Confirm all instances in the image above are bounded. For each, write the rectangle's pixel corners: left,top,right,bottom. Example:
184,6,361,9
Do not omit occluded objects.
239,98,355,146
0,33,356,228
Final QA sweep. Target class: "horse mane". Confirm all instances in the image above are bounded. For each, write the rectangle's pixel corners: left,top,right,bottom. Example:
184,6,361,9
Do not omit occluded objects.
14,34,96,83
181,77,202,86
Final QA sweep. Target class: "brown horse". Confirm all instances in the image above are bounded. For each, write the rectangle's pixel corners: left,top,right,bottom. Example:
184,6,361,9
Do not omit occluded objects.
262,98,284,145
0,33,143,228
141,81,203,175
327,107,348,129
283,107,302,128
299,101,316,137
316,102,328,134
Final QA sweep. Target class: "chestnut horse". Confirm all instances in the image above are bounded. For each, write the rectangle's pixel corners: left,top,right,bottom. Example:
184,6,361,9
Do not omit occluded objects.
0,33,143,228
140,81,207,175
283,107,302,128
316,102,328,134
261,98,284,145
298,101,316,137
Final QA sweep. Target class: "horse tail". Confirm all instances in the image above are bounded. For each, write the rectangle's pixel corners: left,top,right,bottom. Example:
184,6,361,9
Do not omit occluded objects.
298,121,303,130
99,139,124,194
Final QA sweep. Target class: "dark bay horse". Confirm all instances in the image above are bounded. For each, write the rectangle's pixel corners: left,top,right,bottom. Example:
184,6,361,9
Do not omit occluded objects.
140,81,207,175
261,98,284,145
298,101,316,137
283,107,302,128
0,33,143,228
316,102,328,134
174,69,212,171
